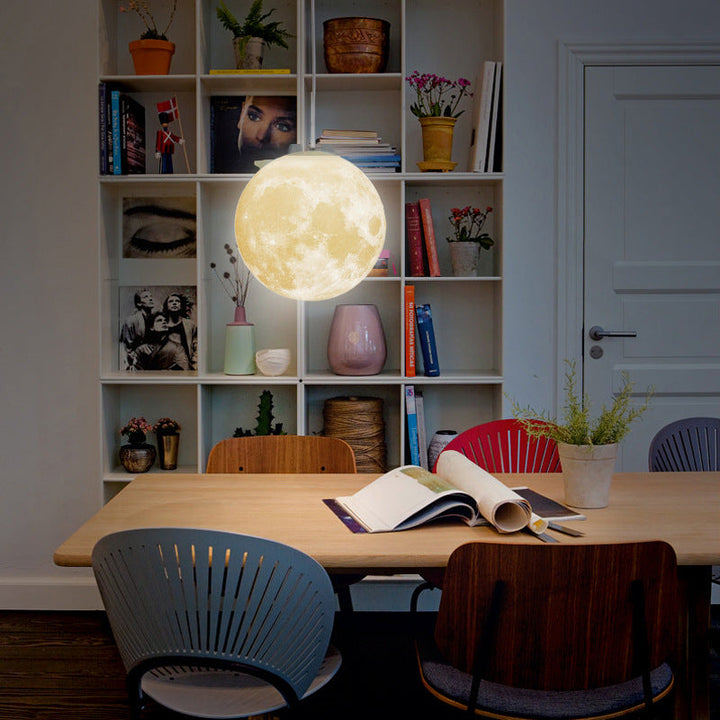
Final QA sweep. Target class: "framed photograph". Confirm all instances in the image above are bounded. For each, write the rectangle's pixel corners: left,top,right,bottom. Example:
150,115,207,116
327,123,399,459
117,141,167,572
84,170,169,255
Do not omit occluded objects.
118,285,198,372
122,196,197,258
211,95,298,173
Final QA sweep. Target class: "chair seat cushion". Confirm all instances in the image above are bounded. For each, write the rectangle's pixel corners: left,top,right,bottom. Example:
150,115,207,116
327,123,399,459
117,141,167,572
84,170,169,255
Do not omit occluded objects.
417,638,673,719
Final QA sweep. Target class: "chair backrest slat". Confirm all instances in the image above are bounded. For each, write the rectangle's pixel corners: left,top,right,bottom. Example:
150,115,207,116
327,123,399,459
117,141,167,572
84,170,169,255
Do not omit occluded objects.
206,435,357,474
649,417,720,471
434,541,677,691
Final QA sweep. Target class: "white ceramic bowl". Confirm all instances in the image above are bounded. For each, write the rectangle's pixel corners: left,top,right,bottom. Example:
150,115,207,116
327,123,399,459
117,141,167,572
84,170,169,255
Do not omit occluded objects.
255,348,291,376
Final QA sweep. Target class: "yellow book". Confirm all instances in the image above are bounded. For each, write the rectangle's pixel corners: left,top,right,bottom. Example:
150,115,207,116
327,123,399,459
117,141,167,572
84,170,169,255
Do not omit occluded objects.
209,68,291,74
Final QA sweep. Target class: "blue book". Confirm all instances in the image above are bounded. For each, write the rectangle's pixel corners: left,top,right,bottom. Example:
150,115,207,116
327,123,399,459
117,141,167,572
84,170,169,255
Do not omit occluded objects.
405,385,420,466
415,304,440,377
111,89,122,175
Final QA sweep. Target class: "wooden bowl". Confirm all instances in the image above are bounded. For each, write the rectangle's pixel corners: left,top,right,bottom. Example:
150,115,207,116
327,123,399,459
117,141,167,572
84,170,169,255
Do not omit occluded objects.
323,17,390,74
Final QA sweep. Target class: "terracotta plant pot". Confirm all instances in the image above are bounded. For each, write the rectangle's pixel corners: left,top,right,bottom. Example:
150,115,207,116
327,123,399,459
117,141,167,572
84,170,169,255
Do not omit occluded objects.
323,17,390,73
129,39,175,75
417,116,457,172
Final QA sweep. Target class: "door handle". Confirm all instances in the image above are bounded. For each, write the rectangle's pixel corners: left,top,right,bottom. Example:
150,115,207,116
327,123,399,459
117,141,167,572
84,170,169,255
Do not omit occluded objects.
588,325,637,341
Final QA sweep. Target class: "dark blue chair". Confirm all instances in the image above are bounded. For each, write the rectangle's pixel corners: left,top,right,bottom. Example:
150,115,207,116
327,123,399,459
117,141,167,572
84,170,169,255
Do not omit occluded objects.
648,416,720,472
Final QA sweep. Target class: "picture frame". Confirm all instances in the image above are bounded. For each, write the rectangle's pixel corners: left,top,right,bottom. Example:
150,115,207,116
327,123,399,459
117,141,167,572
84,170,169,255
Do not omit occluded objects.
122,196,197,259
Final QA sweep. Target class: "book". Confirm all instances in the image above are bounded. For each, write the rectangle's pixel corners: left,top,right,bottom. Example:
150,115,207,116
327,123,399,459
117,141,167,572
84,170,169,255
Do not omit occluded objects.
405,201,425,276
110,89,122,175
121,94,146,174
320,129,379,139
468,61,496,172
418,198,441,276
405,386,421,466
210,95,297,174
98,83,109,174
415,389,429,470
487,61,503,172
415,303,440,377
404,284,416,376
324,449,585,534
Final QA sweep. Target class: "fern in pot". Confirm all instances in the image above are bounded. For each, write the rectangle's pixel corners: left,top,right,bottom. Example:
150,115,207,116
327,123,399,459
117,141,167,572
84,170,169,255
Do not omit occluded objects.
509,361,652,508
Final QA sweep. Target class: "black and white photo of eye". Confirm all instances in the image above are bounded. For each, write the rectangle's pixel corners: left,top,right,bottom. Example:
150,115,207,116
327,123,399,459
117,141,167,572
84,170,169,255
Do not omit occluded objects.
122,196,197,258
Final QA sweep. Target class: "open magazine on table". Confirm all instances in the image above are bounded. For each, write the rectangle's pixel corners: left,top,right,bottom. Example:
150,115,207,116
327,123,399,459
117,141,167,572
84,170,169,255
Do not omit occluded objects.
324,450,584,534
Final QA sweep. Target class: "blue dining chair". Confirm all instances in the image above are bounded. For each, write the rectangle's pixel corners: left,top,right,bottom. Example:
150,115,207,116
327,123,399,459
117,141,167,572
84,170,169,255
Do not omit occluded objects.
92,527,341,719
648,416,720,472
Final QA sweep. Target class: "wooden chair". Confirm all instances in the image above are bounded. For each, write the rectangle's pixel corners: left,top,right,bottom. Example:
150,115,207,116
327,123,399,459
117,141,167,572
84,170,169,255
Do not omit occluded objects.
648,416,720,472
436,418,561,473
206,435,357,474
206,435,361,613
92,528,341,720
414,541,678,719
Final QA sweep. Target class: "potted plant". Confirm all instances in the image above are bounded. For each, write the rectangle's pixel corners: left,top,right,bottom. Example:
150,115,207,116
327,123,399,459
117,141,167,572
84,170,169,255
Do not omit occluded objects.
447,206,494,276
121,0,178,75
233,390,286,436
509,361,653,508
405,71,472,171
153,417,181,470
119,417,156,473
210,243,256,374
216,0,293,69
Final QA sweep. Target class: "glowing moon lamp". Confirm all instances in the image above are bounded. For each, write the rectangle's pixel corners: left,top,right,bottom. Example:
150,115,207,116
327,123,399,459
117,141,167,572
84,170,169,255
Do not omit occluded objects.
234,152,386,301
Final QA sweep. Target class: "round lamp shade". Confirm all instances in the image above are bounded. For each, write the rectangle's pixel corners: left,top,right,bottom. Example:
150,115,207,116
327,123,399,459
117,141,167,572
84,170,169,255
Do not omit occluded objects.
234,152,386,301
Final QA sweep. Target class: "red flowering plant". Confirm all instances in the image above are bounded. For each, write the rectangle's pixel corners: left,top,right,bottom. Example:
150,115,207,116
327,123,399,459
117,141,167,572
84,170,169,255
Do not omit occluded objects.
120,417,153,446
406,71,472,118
447,206,494,249
153,417,181,436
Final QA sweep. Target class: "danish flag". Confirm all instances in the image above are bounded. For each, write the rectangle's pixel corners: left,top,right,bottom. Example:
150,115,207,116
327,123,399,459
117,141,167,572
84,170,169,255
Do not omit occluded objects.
156,96,179,121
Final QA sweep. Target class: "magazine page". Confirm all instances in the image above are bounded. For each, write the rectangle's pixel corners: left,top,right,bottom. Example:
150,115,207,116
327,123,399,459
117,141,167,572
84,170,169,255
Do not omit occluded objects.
435,450,531,533
335,465,476,533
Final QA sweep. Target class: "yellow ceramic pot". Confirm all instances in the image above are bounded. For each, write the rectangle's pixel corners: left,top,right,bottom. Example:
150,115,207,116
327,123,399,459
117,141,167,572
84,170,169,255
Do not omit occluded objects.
418,116,457,172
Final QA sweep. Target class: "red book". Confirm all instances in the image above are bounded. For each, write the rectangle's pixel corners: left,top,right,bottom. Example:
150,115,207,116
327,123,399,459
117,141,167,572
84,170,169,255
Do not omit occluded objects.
404,284,416,377
418,197,441,276
405,201,425,276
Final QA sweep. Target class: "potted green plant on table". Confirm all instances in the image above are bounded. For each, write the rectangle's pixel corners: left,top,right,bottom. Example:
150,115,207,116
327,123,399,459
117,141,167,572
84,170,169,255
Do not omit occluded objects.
405,71,472,171
447,205,494,276
509,361,653,508
153,417,181,470
121,0,178,75
119,417,156,473
216,0,293,69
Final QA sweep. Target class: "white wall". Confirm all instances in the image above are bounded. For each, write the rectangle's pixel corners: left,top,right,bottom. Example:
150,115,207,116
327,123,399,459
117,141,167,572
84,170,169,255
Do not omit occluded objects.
0,0,717,609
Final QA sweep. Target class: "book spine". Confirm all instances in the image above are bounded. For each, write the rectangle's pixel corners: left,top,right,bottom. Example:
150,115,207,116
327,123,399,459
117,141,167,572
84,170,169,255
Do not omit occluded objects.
415,389,429,470
488,62,503,172
405,201,425,276
469,61,496,172
111,89,122,175
415,304,440,377
404,284,416,377
405,385,420,466
418,198,441,277
98,83,107,175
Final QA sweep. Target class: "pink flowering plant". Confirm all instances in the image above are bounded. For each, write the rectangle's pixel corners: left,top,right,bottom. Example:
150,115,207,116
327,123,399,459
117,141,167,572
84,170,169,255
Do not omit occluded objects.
153,417,181,436
448,206,494,249
120,417,152,445
120,0,178,40
406,71,472,118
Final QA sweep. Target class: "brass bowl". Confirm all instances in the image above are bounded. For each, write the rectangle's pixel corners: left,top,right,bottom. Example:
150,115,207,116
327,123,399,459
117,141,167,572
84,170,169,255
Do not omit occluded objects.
323,17,390,74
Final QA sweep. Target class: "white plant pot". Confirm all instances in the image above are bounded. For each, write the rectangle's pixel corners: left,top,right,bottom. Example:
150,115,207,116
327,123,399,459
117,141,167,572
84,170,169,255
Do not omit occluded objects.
557,442,618,508
234,36,265,69
448,241,479,276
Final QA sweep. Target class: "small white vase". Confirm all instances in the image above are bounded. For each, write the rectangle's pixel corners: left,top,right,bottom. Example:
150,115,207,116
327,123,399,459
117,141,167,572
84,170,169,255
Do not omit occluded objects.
428,430,458,470
449,241,479,276
234,36,265,69
256,348,291,376
557,442,618,508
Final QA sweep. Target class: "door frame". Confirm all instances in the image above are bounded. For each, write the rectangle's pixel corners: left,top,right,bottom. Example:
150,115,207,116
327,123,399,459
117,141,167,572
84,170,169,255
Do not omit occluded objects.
556,41,720,404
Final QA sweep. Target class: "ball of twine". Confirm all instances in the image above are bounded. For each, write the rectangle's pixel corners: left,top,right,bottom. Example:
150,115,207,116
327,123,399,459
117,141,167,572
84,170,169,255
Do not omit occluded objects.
323,396,386,473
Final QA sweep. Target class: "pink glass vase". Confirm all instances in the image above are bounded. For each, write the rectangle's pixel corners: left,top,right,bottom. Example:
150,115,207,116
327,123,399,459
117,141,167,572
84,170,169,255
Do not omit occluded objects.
327,304,387,375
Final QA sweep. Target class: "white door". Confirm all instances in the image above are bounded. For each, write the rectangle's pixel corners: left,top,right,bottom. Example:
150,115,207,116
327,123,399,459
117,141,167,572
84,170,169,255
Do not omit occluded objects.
584,66,720,471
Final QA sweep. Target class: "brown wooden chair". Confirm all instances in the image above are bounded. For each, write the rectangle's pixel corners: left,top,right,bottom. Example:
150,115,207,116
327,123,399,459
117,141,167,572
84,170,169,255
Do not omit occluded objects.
206,435,360,613
414,541,678,719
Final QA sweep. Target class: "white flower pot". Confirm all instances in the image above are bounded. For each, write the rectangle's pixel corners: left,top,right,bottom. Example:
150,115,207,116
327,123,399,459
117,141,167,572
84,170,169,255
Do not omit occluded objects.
557,442,618,508
449,241,479,276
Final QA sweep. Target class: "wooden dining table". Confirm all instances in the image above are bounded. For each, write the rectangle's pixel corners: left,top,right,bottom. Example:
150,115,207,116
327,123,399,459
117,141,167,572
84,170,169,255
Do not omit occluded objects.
54,470,719,719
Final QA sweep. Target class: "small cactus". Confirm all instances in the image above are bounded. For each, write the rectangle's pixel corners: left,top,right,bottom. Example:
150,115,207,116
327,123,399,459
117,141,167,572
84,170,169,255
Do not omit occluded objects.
233,390,285,437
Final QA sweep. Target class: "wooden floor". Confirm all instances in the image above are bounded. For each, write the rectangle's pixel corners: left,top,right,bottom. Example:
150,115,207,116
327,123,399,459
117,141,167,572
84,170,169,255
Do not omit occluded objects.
0,610,717,719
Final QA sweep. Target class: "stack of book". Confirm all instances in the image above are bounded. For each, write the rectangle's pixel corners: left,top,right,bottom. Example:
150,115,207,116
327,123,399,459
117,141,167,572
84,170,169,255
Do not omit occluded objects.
98,83,146,175
316,129,400,173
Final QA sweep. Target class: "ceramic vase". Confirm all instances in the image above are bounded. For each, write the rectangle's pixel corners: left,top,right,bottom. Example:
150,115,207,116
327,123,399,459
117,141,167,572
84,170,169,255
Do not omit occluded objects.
224,306,256,375
449,241,480,276
256,348,291,376
119,444,156,473
128,39,175,75
427,430,459,470
327,304,387,375
323,17,390,73
157,434,179,470
234,36,265,69
417,116,457,172
557,442,618,508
